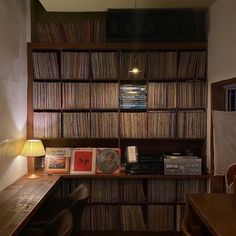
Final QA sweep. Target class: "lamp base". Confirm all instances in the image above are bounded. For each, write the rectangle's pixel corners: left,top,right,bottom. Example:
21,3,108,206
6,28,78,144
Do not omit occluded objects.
27,173,40,179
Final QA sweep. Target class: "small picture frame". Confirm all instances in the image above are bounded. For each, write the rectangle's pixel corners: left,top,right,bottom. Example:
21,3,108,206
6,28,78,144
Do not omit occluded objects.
45,148,71,174
70,148,96,175
96,148,121,174
126,146,138,163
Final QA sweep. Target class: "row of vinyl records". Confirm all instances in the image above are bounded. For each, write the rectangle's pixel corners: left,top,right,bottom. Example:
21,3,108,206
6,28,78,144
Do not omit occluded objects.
32,111,206,138
32,82,207,109
88,179,206,204
78,204,187,232
79,205,186,232
52,179,206,231
54,179,206,204
32,21,105,43
32,51,206,80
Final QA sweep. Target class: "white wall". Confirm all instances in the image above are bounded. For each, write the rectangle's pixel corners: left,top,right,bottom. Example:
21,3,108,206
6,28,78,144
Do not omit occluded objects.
0,0,30,190
207,0,236,167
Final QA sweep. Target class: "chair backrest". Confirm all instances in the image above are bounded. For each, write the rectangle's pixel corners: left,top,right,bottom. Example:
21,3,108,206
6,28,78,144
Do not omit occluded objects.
181,218,192,236
46,209,73,236
23,209,73,236
225,163,236,193
68,183,90,235
69,183,90,203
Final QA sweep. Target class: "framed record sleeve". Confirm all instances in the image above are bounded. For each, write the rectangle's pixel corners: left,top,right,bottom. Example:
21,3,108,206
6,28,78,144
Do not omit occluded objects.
96,148,121,174
71,148,96,175
45,147,71,174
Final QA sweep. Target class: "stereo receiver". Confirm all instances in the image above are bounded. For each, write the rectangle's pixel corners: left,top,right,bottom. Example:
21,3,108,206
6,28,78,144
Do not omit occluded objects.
164,155,201,175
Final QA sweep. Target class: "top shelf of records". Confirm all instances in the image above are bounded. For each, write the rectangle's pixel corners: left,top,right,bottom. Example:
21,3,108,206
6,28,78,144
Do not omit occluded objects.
30,45,207,81
32,21,106,43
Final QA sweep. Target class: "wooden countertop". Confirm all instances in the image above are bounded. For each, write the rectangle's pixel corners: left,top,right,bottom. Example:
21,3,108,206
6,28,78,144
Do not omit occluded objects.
0,174,61,236
187,193,236,236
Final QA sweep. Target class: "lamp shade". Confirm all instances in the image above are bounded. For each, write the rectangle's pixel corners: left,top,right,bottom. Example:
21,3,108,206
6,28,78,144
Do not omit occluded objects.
21,140,45,157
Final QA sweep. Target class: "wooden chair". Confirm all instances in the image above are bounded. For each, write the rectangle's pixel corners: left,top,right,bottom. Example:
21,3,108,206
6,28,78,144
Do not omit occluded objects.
233,175,236,194
23,209,73,236
225,163,236,193
22,183,90,236
67,183,90,235
181,217,192,236
181,204,203,236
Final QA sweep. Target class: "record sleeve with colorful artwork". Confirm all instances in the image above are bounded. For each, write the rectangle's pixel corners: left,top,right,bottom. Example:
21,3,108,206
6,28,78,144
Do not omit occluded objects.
96,148,121,174
45,147,71,174
71,148,96,174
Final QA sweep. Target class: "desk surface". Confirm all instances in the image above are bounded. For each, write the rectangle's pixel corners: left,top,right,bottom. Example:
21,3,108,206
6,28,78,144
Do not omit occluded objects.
0,174,60,236
187,193,236,236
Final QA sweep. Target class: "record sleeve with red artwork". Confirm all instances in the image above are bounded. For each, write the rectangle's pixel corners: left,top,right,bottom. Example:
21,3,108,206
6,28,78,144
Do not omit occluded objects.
71,148,96,174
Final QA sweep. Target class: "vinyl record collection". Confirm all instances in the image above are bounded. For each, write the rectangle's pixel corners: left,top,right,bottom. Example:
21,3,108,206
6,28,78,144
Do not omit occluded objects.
61,52,90,79
91,52,118,79
178,81,207,108
148,112,176,138
33,82,61,109
33,112,61,138
148,179,176,203
120,112,147,138
31,46,207,140
91,112,119,138
176,179,206,203
91,179,119,203
148,205,175,231
120,180,146,203
177,111,206,138
62,83,90,109
178,51,206,79
148,82,176,109
121,205,146,231
63,112,90,138
50,177,206,232
32,20,105,43
147,51,177,79
33,52,59,79
91,83,119,108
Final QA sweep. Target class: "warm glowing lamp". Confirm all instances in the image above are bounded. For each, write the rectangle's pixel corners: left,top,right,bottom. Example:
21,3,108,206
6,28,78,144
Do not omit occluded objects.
21,139,45,178
129,66,141,74
128,52,142,75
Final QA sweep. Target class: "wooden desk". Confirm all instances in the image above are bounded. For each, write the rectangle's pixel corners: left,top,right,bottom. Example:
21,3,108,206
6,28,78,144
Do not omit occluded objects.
0,174,61,236
187,193,236,236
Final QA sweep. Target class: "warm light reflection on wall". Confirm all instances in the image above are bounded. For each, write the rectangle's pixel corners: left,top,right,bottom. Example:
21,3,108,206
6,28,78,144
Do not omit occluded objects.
0,139,24,157
5,79,27,139
0,154,27,191
0,139,27,191
0,82,27,141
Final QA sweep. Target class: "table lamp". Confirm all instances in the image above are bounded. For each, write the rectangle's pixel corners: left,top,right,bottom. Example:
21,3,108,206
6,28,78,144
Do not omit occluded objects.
21,139,45,178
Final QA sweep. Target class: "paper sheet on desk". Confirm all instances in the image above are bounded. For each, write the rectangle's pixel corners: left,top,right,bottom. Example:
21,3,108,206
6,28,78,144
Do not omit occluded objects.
213,110,236,175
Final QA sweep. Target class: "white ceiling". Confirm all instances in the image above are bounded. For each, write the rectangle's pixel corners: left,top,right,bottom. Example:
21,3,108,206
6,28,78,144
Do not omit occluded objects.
39,0,217,12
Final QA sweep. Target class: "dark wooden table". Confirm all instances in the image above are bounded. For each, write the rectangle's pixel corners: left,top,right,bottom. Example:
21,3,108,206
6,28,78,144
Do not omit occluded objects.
0,174,60,236
187,193,236,236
